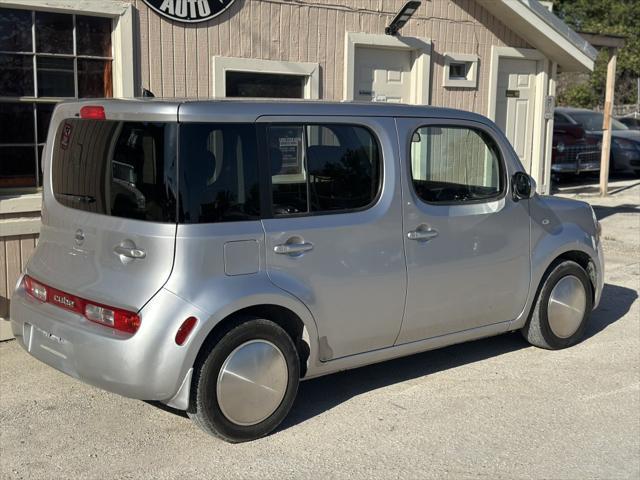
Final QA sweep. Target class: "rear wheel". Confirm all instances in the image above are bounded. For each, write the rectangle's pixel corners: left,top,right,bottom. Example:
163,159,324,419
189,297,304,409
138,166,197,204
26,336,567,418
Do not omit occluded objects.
522,260,593,350
188,318,300,442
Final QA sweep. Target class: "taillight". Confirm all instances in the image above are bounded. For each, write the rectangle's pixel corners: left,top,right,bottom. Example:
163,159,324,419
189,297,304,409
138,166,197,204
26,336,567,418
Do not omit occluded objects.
23,275,47,302
175,317,198,346
21,275,140,335
84,302,140,334
79,105,105,120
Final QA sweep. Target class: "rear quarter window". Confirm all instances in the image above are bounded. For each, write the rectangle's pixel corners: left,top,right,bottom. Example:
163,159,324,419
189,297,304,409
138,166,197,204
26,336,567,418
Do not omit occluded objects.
52,119,178,222
178,123,261,223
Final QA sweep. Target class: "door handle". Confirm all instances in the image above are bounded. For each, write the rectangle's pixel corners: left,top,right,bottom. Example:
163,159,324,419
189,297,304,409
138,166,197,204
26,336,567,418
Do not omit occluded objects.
113,244,146,259
274,242,314,255
407,228,439,241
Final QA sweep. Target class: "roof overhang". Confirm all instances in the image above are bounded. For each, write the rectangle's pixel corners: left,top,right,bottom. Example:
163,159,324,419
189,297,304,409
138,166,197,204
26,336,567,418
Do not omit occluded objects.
479,0,598,72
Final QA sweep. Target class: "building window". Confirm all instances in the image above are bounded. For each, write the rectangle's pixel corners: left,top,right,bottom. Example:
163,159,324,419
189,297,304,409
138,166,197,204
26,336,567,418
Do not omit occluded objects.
449,62,468,80
212,56,320,99
226,71,305,99
442,53,479,88
0,7,113,191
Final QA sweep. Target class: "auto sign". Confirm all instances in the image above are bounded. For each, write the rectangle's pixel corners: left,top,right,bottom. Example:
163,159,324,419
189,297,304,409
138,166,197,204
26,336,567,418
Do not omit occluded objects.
141,0,237,23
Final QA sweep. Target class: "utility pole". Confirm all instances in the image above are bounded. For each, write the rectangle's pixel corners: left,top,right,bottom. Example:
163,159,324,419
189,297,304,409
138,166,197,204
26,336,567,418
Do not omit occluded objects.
599,48,617,196
578,32,626,197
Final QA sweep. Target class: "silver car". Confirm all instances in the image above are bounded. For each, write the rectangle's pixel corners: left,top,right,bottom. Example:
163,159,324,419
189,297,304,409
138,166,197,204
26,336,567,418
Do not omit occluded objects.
9,99,604,442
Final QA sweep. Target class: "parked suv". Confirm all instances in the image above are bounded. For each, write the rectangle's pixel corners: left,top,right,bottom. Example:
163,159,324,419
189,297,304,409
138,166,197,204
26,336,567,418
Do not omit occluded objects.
9,100,604,442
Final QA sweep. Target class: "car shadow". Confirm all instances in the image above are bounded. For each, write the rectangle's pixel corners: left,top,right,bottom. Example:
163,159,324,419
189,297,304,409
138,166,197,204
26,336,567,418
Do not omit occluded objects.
279,282,637,431
591,203,640,220
584,283,638,340
142,284,636,431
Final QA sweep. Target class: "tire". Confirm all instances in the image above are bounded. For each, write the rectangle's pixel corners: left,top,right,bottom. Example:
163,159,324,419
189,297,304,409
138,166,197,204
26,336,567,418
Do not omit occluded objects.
521,260,593,350
188,318,300,442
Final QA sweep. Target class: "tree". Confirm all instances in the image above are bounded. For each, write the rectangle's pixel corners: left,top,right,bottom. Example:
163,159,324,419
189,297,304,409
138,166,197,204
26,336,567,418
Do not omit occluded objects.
553,0,640,108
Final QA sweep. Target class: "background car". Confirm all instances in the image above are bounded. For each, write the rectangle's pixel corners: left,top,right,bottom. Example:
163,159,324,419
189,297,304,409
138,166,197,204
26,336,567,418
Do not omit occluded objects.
618,114,640,131
552,112,600,177
555,107,640,176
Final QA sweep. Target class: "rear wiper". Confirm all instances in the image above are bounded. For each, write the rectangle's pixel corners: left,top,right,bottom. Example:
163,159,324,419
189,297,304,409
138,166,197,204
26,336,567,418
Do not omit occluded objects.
57,193,96,204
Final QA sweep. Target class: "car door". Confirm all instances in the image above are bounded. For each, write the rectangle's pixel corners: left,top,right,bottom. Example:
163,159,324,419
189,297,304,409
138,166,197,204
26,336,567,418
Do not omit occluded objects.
396,117,531,344
260,116,406,360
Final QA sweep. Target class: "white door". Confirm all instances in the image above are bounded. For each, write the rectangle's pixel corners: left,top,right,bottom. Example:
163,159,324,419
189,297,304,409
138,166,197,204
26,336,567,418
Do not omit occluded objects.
354,47,412,103
495,58,537,172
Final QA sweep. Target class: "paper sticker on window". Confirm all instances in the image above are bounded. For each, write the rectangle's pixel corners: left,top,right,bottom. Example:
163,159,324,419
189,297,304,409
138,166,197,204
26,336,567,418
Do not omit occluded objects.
279,136,302,174
60,123,73,150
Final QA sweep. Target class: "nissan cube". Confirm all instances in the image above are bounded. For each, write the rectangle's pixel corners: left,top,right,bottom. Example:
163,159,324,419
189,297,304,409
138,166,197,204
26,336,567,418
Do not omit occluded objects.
9,99,604,442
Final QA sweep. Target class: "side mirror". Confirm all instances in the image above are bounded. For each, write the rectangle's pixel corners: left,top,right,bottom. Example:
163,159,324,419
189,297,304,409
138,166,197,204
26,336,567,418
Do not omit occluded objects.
512,172,536,200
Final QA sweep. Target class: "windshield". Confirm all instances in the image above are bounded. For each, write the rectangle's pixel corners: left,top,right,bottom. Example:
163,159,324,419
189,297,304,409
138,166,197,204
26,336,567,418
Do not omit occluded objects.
569,111,628,131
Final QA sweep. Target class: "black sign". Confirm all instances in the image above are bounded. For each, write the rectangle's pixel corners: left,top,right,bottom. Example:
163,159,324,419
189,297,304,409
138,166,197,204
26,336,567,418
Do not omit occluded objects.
505,89,520,98
142,0,236,23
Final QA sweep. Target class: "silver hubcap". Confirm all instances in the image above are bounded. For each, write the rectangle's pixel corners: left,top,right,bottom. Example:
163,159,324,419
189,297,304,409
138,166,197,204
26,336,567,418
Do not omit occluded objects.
216,340,288,426
548,275,587,338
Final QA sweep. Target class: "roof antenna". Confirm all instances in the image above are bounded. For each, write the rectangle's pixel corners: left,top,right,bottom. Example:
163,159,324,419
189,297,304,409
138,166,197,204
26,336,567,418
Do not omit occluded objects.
142,88,155,98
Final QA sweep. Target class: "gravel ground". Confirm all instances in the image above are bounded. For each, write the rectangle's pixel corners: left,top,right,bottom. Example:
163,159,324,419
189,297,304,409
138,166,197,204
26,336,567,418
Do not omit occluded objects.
1,177,638,480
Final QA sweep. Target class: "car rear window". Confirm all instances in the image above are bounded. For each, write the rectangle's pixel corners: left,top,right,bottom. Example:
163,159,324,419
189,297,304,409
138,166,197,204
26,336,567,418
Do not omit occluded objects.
52,119,178,222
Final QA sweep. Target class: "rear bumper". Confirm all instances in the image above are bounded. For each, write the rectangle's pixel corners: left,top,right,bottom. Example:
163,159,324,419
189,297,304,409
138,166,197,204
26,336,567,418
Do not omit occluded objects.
9,280,204,405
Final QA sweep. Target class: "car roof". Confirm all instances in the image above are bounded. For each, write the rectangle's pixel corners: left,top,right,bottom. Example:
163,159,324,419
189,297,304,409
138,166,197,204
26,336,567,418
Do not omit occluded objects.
59,97,494,124
555,107,599,114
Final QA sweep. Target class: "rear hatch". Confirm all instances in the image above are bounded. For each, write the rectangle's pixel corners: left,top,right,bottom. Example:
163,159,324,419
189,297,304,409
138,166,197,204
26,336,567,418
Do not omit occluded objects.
26,100,180,312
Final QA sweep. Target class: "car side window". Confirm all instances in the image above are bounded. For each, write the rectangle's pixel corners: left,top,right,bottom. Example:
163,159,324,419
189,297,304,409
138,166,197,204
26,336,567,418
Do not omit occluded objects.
178,123,261,223
410,125,503,204
268,124,381,215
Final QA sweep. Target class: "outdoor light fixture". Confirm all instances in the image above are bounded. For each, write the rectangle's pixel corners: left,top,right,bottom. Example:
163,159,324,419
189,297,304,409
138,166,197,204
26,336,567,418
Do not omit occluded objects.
385,1,422,36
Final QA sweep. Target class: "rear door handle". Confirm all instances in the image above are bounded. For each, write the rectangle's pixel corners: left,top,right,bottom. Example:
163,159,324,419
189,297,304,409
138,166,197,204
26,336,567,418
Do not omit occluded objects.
113,245,146,259
274,242,314,255
407,229,439,241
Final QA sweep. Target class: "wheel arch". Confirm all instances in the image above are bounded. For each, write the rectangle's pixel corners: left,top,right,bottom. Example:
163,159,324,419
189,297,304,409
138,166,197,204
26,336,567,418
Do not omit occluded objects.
192,303,312,379
163,291,318,411
511,242,600,331
554,250,598,302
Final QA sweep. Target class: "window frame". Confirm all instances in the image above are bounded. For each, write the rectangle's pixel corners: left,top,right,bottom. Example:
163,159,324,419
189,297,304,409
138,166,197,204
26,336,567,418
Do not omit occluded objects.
212,56,320,99
261,122,384,219
442,53,479,88
0,1,136,199
406,121,508,207
0,6,115,192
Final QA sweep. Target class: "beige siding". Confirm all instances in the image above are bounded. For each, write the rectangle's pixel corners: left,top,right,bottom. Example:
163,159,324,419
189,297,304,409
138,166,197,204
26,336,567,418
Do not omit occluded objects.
132,0,530,115
1,234,38,320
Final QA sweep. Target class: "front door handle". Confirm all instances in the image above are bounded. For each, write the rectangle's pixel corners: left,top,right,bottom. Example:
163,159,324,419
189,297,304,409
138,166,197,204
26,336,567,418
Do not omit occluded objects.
274,242,314,255
407,228,439,242
113,244,146,259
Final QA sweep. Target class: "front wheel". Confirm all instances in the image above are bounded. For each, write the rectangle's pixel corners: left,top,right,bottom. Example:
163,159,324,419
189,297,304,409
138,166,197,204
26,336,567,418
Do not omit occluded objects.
522,260,593,350
188,318,300,442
